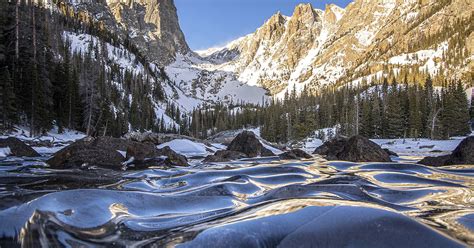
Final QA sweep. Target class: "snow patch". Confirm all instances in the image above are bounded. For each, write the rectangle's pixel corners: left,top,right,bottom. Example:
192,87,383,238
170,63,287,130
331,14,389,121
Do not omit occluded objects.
0,147,12,158
158,139,210,158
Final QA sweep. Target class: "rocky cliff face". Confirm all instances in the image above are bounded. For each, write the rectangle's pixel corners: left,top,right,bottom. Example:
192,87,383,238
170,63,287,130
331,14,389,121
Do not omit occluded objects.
201,0,473,97
56,0,190,66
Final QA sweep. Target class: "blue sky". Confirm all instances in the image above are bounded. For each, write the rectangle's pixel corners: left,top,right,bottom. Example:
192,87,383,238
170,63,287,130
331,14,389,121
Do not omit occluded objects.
174,0,353,51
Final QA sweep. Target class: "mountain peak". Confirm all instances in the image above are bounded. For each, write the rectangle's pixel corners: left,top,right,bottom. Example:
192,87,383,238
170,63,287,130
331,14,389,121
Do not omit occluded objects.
59,0,190,66
293,3,316,18
324,3,345,24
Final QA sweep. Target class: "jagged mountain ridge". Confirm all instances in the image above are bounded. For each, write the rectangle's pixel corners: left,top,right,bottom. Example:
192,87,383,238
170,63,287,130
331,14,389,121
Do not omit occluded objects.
199,0,473,97
54,0,190,66
52,0,268,109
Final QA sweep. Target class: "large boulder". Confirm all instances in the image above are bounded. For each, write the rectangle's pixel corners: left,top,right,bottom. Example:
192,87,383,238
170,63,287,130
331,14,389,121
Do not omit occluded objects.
47,139,125,169
314,136,392,162
0,137,40,157
126,144,189,168
203,150,248,163
418,136,474,166
227,131,275,157
279,149,313,160
48,137,190,170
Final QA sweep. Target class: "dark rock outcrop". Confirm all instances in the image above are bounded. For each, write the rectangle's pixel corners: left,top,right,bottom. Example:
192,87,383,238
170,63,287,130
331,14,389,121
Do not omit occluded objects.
279,149,312,160
418,136,474,167
126,144,189,168
47,139,125,169
383,148,399,157
314,135,392,162
227,131,275,157
313,137,347,159
155,146,189,167
47,137,189,170
203,150,248,163
0,137,40,157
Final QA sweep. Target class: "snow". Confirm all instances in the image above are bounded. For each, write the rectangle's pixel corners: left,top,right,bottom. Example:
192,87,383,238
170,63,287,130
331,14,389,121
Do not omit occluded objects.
32,147,64,155
0,126,86,143
355,29,376,47
372,137,467,159
261,142,283,155
164,53,268,105
0,147,12,158
157,139,210,158
388,42,449,75
329,4,345,22
298,126,472,161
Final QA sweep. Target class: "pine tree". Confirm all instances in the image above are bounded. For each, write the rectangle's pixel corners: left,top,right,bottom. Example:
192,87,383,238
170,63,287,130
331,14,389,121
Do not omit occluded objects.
452,81,471,136
0,68,17,130
386,81,404,138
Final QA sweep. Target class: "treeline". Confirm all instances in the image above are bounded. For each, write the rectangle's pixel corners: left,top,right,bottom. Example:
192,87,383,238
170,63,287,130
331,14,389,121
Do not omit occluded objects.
190,76,473,143
0,0,174,137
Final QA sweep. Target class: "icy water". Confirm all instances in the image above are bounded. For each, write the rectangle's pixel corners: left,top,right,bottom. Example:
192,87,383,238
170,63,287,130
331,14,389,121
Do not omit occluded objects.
1,156,474,247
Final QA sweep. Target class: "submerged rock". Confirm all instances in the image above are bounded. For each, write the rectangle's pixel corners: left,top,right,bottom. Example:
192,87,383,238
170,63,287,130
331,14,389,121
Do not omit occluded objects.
418,136,474,167
279,149,312,160
314,136,391,162
227,131,275,157
0,137,40,157
203,150,248,163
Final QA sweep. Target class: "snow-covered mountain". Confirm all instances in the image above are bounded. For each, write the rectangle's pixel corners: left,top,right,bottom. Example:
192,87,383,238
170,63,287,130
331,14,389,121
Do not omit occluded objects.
32,0,473,128
51,0,269,111
199,0,473,97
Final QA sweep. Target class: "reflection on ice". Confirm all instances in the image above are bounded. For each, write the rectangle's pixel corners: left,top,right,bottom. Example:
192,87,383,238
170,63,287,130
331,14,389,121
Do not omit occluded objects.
0,157,473,246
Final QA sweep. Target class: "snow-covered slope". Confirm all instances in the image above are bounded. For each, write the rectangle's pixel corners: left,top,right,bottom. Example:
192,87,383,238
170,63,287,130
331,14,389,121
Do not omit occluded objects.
197,0,473,97
164,53,268,105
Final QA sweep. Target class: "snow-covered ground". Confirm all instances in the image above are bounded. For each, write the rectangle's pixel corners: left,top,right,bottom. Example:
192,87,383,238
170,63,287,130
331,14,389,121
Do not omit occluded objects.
299,128,473,162
0,126,86,143
0,148,12,158
0,126,86,155
157,139,219,158
372,136,467,160
1,125,471,162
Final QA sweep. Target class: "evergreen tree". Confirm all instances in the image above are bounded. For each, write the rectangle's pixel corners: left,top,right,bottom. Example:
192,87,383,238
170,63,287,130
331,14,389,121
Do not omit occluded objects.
386,81,404,138
0,68,17,129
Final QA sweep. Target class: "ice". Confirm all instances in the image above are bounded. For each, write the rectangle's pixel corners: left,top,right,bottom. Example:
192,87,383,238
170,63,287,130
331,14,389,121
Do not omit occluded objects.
0,147,12,158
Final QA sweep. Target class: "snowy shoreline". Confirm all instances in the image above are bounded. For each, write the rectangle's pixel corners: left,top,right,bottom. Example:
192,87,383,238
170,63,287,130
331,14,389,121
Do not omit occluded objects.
1,126,472,162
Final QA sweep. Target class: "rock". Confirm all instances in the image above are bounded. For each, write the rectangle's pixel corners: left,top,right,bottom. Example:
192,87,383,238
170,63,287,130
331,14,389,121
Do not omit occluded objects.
48,136,190,170
91,136,138,151
417,155,451,167
419,145,435,149
313,137,348,160
203,150,248,163
126,142,158,161
227,131,275,157
0,137,40,157
279,149,312,160
383,149,398,157
155,146,189,167
47,140,125,169
125,131,206,145
419,137,474,167
126,144,189,168
314,136,392,162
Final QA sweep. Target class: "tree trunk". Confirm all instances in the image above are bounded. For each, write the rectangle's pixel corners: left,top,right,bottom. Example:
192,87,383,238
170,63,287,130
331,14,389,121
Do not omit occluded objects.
30,0,37,137
15,0,20,60
431,108,442,140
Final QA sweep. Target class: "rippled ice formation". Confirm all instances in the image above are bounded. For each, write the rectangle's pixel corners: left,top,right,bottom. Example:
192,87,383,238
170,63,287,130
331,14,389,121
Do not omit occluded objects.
0,156,474,247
